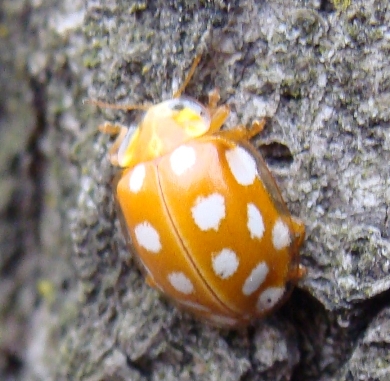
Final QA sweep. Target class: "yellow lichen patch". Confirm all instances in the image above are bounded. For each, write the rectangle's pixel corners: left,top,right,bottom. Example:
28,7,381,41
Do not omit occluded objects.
37,279,56,304
332,0,351,10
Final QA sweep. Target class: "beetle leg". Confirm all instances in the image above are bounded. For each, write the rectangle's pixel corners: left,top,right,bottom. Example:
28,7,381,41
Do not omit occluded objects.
209,105,230,134
288,264,307,282
98,122,128,167
98,122,123,135
247,119,266,138
287,217,306,281
207,88,231,134
208,88,221,110
291,217,306,249
216,119,266,141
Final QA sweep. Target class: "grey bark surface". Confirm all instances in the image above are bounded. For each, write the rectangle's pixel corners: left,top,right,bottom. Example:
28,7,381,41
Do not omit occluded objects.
0,0,389,380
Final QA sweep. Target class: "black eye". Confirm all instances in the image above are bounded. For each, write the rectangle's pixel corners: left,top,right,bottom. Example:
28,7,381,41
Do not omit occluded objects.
163,98,210,124
172,102,185,111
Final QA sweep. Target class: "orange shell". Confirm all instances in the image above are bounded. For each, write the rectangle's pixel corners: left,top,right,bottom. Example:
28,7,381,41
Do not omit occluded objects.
115,130,304,328
95,59,305,328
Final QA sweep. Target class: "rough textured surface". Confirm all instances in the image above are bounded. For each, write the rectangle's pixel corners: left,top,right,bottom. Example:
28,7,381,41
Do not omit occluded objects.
1,0,390,380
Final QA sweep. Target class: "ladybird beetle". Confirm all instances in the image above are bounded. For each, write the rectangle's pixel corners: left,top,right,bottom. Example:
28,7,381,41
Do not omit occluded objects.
92,56,305,328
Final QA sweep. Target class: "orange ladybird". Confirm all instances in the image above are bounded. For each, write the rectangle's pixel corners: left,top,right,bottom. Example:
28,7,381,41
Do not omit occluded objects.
94,57,305,328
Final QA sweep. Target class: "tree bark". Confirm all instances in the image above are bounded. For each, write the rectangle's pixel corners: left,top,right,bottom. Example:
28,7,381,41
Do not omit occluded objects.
1,0,389,380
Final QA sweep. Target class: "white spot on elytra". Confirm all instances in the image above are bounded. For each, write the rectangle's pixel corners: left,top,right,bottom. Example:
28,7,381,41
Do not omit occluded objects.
242,262,269,296
225,146,257,186
208,314,238,326
129,163,146,193
272,219,291,250
179,300,210,312
170,145,196,176
257,287,285,312
191,193,225,231
247,203,265,240
168,272,194,294
212,249,239,279
134,222,162,253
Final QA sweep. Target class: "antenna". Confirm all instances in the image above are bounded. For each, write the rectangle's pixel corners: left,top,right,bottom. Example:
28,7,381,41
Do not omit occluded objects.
172,55,201,98
83,99,150,111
